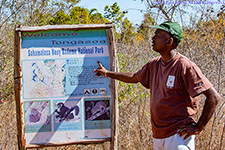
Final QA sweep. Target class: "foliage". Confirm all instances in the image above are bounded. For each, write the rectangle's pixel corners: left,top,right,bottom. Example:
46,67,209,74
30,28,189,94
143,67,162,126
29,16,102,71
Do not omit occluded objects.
104,2,125,27
137,13,155,42
120,18,136,43
89,9,109,24
49,10,71,25
103,2,138,44
48,6,109,25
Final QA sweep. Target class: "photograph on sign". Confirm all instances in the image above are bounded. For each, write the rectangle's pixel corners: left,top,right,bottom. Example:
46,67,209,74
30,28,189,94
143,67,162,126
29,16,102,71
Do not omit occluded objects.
84,98,111,139
24,101,51,133
85,99,110,121
14,25,115,148
53,99,82,131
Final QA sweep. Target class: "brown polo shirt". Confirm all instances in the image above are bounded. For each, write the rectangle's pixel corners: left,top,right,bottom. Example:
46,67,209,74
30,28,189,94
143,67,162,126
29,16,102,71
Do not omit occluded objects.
136,53,213,138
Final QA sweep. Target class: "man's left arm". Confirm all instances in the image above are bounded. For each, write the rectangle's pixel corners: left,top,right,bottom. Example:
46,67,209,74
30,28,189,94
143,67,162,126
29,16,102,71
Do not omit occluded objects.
178,87,221,139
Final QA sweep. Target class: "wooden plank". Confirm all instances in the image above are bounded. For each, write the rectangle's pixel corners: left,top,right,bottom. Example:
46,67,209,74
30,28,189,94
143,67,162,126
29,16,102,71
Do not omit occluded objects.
14,27,26,150
16,24,113,32
107,28,118,150
25,138,110,149
106,28,114,150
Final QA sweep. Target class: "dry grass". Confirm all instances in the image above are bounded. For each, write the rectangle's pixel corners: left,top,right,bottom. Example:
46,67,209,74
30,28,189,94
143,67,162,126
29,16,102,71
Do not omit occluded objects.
0,101,18,150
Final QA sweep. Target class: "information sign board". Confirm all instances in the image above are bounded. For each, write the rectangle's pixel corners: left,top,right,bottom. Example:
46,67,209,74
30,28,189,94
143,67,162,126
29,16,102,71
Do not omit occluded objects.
14,24,117,149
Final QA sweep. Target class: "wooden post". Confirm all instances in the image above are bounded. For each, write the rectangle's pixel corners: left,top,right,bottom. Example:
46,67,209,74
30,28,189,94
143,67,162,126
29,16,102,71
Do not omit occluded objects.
107,28,119,150
14,27,25,150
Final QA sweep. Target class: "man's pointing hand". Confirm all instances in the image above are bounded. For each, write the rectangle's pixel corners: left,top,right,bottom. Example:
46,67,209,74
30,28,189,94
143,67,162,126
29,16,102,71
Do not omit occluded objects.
94,61,108,77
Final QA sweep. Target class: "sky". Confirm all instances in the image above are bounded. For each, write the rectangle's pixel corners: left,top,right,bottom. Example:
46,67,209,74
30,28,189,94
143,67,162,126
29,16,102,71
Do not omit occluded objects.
78,0,147,25
77,0,224,27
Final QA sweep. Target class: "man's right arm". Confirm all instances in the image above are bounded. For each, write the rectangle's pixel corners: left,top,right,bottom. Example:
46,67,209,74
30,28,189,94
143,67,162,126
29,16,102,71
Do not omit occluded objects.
94,61,138,83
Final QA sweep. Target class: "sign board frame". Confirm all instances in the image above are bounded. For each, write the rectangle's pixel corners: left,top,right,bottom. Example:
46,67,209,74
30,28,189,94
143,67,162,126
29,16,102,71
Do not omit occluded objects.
14,24,118,149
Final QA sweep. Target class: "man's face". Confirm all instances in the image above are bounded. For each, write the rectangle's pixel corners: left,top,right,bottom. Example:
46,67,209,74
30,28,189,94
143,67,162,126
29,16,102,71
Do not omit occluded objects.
152,29,171,53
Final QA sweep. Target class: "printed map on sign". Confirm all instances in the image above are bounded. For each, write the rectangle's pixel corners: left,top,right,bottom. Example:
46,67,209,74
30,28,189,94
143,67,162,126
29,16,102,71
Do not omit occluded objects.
22,59,66,99
22,57,110,99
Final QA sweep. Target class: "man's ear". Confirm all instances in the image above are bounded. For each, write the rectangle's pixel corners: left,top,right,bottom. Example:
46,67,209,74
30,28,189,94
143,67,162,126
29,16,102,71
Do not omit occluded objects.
167,37,174,45
167,40,171,44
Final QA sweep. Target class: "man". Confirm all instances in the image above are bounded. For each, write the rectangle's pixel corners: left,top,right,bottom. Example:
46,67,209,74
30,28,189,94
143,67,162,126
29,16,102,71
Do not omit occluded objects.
94,21,220,150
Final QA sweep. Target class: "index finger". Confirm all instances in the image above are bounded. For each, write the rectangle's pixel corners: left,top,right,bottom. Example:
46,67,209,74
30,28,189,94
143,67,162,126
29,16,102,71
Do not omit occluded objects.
97,61,103,68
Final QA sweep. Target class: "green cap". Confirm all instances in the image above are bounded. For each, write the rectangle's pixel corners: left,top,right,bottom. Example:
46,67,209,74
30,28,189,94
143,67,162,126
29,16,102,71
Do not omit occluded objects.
149,21,183,45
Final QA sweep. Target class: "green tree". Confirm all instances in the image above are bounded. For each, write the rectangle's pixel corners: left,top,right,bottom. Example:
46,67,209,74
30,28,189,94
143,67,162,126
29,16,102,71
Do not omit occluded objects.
137,13,154,42
120,18,136,43
104,2,125,30
48,7,109,25
70,7,90,24
104,2,137,43
49,10,71,25
89,9,109,24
